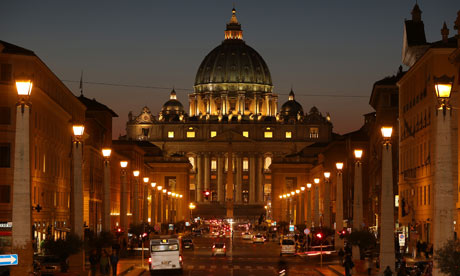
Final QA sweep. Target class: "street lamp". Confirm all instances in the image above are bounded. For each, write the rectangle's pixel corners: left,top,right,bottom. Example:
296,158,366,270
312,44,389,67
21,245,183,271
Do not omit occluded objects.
151,182,156,188
335,162,344,250
189,203,196,221
433,75,455,276
323,172,331,228
11,76,33,275
102,148,112,232
313,178,320,227
132,170,140,224
380,126,395,273
120,161,129,235
306,183,312,228
353,149,363,230
142,177,149,223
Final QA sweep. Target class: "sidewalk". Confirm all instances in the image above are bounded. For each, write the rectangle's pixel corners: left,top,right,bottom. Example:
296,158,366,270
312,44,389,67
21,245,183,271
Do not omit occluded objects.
326,265,378,276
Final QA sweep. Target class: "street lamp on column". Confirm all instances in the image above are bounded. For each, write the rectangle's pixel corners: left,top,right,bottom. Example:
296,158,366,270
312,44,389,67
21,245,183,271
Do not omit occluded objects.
380,126,395,273
142,177,149,223
306,183,312,228
432,75,455,276
353,149,363,230
323,172,331,228
313,178,320,227
132,170,140,223
120,161,128,233
189,203,196,221
102,148,112,232
11,76,33,275
335,162,344,250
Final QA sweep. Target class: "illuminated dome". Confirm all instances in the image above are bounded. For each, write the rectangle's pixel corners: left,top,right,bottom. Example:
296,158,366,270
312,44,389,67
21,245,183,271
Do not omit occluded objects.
194,8,272,91
280,90,304,118
161,89,184,115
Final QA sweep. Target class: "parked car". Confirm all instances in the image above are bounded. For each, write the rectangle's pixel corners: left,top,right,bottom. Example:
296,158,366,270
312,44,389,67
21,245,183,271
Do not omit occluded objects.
242,232,252,240
253,234,265,243
280,239,296,256
211,242,227,256
182,238,194,250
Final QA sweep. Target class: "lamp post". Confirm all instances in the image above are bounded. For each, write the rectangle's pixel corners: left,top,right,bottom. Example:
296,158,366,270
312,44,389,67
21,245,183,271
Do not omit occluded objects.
353,149,363,230
300,186,306,226
11,76,33,275
306,183,312,228
335,162,344,250
120,161,128,234
132,170,140,224
70,123,85,273
143,177,149,223
102,148,112,232
323,172,331,228
157,186,163,228
380,126,395,273
313,178,320,227
189,203,196,221
150,182,156,226
433,75,455,276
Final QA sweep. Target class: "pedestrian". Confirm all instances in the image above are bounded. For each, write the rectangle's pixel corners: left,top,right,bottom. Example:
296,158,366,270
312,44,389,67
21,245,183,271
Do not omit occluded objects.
343,254,354,276
366,256,373,276
384,266,393,276
110,251,119,276
100,250,111,275
89,249,99,276
398,260,407,276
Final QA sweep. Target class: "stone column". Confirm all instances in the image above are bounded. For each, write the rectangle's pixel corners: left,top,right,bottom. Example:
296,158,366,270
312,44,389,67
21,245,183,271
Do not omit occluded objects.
102,159,111,232
120,169,128,232
433,108,454,276
257,155,264,203
133,176,139,224
249,155,256,204
335,170,344,250
217,155,225,203
204,154,211,200
150,190,156,225
157,192,162,225
323,178,331,228
314,184,320,227
11,104,33,275
380,142,395,272
353,161,363,230
300,192,305,225
196,154,203,202
235,155,243,203
306,188,312,228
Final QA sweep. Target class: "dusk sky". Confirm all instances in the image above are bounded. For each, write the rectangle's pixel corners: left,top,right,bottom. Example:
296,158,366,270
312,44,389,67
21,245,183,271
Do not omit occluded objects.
2,0,459,138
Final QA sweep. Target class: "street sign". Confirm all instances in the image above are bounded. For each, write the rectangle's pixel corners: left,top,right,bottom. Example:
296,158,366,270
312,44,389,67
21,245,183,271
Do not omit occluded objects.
154,224,160,231
304,228,310,235
0,254,18,266
289,224,295,232
399,233,405,246
168,224,174,230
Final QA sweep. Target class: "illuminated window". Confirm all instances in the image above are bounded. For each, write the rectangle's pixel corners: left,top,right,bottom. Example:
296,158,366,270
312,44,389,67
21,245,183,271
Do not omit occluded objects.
309,127,319,139
264,131,273,138
210,131,217,138
285,131,292,139
242,131,249,138
188,157,195,170
168,131,174,138
211,160,217,171
243,158,249,171
264,157,272,171
186,131,195,138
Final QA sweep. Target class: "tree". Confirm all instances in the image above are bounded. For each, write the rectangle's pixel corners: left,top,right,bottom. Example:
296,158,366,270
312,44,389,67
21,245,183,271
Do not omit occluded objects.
434,239,460,276
42,234,83,272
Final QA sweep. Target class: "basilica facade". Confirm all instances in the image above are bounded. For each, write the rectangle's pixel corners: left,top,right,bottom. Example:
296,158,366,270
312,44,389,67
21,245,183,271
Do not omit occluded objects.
125,9,333,219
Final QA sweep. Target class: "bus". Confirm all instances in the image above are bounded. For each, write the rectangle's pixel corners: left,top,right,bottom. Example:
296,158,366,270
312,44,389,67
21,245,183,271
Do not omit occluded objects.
148,236,183,274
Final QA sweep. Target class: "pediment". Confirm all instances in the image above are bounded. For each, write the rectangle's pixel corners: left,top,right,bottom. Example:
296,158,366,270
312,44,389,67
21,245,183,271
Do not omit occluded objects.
208,130,253,142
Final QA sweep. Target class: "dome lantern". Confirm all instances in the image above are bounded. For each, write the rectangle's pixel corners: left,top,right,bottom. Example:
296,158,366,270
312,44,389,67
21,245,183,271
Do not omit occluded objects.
225,8,243,40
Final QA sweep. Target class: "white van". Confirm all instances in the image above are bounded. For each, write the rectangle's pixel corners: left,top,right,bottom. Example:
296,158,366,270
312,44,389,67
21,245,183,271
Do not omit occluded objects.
280,239,296,256
149,236,183,274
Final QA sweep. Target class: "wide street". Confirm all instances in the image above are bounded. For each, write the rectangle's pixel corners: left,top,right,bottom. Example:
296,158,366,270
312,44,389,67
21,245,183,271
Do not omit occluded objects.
139,230,338,276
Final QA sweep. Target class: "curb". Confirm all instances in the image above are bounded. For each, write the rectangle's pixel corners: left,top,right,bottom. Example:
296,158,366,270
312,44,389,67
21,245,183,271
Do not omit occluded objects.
118,265,135,276
328,265,345,276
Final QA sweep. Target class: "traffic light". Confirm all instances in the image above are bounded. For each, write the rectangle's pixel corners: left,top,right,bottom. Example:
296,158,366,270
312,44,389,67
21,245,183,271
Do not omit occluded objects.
316,232,323,239
338,229,347,239
204,190,210,200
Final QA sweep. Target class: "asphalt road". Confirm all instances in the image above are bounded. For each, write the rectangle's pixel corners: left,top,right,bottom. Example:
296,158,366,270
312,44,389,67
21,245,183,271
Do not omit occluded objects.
142,230,338,276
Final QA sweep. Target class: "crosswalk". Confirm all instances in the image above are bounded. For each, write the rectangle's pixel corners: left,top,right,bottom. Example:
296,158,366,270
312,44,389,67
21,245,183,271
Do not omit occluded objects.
183,264,278,271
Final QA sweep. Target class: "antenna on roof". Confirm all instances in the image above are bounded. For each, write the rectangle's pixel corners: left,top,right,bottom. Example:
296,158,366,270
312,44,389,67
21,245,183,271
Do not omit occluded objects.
79,70,84,96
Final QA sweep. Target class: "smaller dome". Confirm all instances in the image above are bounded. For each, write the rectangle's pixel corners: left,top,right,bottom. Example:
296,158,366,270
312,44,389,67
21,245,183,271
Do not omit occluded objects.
162,89,184,115
280,89,304,118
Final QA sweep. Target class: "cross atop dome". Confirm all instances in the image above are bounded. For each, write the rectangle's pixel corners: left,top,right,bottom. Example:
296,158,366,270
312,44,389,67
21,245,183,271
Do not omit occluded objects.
225,8,243,40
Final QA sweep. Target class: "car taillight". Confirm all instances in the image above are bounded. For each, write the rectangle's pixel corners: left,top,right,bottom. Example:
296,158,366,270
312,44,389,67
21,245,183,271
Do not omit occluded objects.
179,255,183,262
148,257,151,263
212,245,215,248
223,245,226,249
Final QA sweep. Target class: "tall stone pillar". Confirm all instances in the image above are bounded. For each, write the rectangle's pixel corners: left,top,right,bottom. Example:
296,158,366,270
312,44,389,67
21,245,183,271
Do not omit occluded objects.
217,155,225,203
120,170,128,232
133,176,139,224
433,108,454,276
11,104,33,275
323,179,331,228
150,190,156,225
102,159,111,232
335,170,344,250
353,161,363,230
300,192,305,225
314,184,320,227
306,188,312,228
257,155,264,203
143,184,149,223
196,154,203,202
235,155,243,203
204,154,211,200
249,155,256,204
157,192,162,225
380,141,395,273
226,148,234,218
